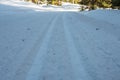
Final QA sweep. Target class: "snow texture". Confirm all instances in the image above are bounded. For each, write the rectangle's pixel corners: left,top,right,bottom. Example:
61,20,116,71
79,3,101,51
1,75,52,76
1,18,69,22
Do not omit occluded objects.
0,0,120,80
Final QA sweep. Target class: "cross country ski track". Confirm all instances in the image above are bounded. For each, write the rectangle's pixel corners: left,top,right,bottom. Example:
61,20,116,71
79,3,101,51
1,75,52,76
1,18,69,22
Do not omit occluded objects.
0,11,120,80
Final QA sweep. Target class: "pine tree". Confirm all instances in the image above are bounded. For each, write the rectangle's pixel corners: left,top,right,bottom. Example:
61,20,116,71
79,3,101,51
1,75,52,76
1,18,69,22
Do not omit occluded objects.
112,0,120,6
80,0,112,9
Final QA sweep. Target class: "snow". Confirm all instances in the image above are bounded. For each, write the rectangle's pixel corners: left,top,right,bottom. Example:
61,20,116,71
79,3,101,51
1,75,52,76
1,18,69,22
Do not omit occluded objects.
80,9,120,38
0,0,120,80
82,9,120,26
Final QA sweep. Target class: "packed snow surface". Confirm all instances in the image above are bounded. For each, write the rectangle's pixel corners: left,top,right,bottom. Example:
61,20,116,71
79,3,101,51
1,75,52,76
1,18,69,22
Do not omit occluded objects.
0,0,120,80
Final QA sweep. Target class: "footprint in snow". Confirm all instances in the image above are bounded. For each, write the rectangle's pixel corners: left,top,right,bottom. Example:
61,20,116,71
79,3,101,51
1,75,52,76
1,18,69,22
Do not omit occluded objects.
53,53,56,55
22,39,25,42
96,28,100,30
27,28,31,30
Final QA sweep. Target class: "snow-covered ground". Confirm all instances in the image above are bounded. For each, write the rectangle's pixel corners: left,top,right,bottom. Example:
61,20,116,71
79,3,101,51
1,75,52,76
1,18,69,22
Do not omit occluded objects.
82,10,120,26
0,0,120,80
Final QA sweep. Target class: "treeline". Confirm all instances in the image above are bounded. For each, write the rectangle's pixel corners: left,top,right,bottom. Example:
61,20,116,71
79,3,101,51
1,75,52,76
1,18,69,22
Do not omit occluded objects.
80,0,120,9
80,0,112,9
25,0,120,9
112,0,120,8
25,0,82,5
25,0,63,5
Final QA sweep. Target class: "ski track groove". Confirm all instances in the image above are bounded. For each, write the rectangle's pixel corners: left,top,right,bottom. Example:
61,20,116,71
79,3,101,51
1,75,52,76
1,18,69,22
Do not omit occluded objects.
26,14,60,80
66,12,120,80
12,14,57,80
63,13,92,80
38,14,75,80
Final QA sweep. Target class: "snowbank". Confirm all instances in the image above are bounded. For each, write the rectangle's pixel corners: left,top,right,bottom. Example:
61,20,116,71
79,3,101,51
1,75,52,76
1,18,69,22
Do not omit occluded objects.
83,9,120,26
